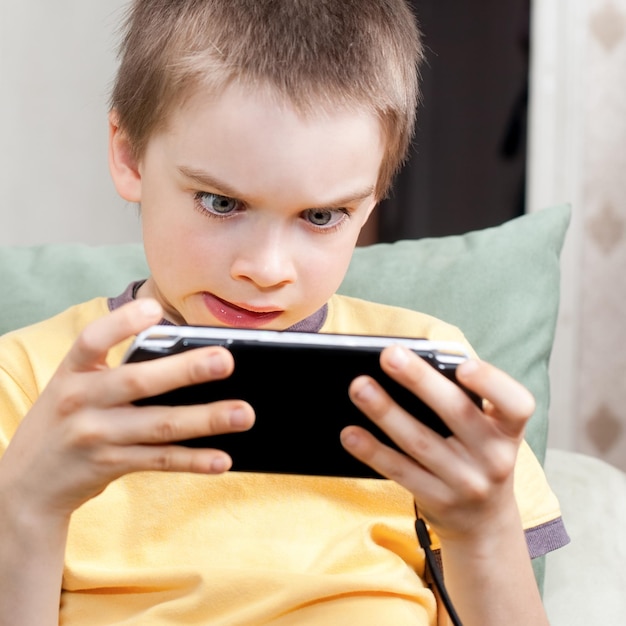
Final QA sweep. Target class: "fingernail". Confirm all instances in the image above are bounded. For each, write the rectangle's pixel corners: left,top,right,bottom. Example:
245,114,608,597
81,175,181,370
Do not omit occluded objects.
211,456,230,473
208,352,227,376
340,430,359,447
387,345,409,369
230,407,249,429
355,380,376,402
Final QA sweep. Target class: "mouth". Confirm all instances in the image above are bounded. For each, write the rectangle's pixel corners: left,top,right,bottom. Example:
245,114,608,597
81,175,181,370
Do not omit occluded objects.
202,293,283,328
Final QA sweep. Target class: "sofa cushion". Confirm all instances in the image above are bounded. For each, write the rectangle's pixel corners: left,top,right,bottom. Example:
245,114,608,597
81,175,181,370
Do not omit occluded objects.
543,449,626,624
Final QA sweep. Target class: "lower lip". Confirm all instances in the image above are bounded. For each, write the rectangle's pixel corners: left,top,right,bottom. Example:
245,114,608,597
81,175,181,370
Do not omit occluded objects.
202,294,283,328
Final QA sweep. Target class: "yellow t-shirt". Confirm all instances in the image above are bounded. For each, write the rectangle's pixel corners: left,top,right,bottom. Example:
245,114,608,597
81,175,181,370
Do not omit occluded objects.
0,294,566,625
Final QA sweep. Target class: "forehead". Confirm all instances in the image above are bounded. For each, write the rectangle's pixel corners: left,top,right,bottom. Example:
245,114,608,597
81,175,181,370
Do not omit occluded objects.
151,82,386,204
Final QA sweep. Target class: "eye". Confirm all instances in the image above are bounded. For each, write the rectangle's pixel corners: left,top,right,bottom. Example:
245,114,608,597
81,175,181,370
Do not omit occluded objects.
303,208,349,229
195,192,242,216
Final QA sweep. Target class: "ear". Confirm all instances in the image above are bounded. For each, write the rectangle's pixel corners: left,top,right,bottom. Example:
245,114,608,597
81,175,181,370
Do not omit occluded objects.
363,199,378,223
108,110,142,202
356,201,379,246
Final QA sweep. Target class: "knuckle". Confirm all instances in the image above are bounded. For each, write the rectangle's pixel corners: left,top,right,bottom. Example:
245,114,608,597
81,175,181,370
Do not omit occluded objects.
490,465,511,486
91,446,123,471
75,325,101,358
454,395,478,421
120,372,154,400
485,448,515,484
187,357,213,384
383,462,408,484
153,412,184,443
432,490,457,517
66,414,106,450
470,480,491,503
150,450,175,472
56,385,90,418
457,473,490,504
403,434,432,461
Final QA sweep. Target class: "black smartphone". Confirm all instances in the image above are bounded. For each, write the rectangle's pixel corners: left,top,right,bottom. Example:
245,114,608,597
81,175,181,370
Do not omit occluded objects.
122,325,475,478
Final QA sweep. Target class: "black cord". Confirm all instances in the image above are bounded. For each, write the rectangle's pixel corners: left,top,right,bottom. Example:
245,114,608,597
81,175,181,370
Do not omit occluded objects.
414,504,463,626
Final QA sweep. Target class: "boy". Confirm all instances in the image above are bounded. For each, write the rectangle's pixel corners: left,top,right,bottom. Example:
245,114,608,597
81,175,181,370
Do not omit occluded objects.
0,1,568,624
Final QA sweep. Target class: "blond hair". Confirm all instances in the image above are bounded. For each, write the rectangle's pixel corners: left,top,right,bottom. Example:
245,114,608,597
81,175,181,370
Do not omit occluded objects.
111,0,424,199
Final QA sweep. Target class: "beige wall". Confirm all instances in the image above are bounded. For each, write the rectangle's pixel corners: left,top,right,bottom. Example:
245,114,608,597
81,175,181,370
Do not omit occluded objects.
0,0,141,245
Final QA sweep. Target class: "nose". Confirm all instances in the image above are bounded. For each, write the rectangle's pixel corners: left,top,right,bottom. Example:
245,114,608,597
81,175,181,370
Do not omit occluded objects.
230,226,297,288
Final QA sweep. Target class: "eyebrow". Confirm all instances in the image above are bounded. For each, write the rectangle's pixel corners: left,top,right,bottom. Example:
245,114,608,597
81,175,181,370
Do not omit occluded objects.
178,165,376,208
178,166,242,200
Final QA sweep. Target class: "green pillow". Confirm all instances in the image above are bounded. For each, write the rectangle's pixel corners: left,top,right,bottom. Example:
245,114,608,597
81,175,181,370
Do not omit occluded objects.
0,243,148,336
339,204,571,465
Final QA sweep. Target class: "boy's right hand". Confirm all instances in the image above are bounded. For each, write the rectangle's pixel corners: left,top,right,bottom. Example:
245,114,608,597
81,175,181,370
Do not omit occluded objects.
0,298,255,523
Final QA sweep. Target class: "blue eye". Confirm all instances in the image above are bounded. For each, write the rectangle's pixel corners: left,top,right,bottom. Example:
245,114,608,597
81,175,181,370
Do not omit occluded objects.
303,208,348,228
196,192,240,216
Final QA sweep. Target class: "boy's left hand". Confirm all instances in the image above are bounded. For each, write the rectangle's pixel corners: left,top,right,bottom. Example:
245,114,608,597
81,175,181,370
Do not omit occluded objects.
341,344,535,542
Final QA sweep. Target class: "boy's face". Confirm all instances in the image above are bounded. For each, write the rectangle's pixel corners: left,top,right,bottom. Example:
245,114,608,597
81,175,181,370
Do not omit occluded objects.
110,83,384,329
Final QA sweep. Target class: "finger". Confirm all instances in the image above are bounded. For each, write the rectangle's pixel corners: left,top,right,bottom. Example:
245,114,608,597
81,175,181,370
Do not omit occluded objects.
102,345,236,405
102,400,255,445
104,442,236,475
340,423,451,499
66,299,163,372
455,359,535,438
344,379,516,514
378,345,483,438
60,345,235,409
378,351,531,487
348,374,469,484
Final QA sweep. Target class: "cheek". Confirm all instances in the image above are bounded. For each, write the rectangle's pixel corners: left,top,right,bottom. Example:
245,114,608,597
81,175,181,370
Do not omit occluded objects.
304,239,356,295
142,213,221,279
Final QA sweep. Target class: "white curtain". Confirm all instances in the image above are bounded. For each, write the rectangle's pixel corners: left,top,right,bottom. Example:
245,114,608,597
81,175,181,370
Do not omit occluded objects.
528,0,626,471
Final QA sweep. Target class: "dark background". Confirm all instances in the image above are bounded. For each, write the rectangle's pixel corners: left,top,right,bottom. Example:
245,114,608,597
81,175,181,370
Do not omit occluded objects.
366,0,531,243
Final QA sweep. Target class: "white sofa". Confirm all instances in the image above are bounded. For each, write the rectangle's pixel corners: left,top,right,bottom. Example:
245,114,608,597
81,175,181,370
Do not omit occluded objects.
543,449,626,624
